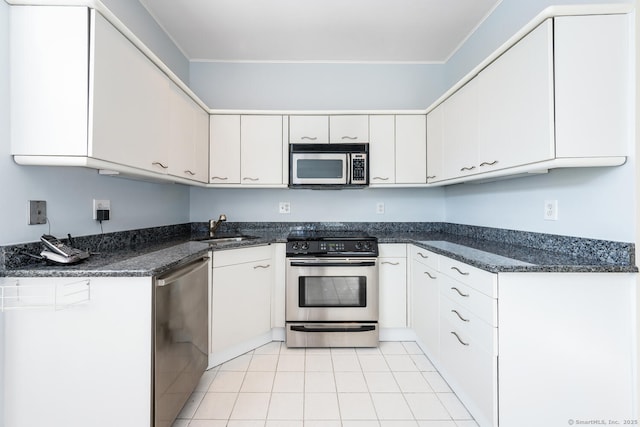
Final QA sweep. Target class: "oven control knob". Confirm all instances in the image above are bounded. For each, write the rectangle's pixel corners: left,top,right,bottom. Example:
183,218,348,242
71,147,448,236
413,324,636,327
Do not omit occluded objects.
292,242,309,251
361,241,372,251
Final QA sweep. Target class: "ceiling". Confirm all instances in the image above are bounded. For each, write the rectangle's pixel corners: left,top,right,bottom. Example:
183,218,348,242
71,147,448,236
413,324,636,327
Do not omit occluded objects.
138,0,502,63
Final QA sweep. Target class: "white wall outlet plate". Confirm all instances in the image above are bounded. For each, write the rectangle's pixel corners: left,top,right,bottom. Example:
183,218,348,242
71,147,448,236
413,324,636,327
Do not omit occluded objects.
544,199,558,221
376,202,385,214
279,202,291,214
93,199,111,220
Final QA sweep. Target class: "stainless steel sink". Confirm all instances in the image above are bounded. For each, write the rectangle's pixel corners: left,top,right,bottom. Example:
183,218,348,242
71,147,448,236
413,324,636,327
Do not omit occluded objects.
195,235,259,244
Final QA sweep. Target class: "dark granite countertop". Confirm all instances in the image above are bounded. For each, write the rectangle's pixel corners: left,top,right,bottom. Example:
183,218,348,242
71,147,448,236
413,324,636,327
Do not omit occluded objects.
1,222,636,277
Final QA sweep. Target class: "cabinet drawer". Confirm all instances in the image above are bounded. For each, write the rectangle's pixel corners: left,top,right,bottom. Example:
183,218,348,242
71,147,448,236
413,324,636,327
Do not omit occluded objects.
379,243,407,258
410,245,439,270
440,293,497,354
212,245,272,268
439,315,498,427
330,115,369,143
440,257,497,298
440,275,497,326
289,115,328,143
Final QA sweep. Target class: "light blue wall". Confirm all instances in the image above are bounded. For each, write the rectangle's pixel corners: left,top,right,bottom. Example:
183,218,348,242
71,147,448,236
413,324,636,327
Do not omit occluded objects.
189,187,446,223
0,1,191,246
190,62,446,110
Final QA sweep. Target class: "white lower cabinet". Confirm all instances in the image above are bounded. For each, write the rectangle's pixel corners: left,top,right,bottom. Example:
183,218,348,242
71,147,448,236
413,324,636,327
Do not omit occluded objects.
2,276,153,427
378,244,408,328
410,246,440,363
409,245,637,427
210,245,274,365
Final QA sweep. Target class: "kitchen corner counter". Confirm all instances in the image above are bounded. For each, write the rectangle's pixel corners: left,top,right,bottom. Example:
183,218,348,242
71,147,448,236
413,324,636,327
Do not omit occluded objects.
378,231,638,273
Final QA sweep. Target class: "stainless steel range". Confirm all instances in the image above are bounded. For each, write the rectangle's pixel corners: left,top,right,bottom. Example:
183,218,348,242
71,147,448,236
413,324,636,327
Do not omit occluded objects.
285,230,379,348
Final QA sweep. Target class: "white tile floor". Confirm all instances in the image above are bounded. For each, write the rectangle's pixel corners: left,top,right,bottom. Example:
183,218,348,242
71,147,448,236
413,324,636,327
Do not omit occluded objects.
172,341,479,427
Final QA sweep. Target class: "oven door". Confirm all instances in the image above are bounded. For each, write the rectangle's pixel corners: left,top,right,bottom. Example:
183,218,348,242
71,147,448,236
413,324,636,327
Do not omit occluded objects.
290,152,348,185
286,258,378,322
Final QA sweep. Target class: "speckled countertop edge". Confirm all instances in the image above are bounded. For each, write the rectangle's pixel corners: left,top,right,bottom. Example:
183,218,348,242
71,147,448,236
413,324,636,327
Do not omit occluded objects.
1,222,636,277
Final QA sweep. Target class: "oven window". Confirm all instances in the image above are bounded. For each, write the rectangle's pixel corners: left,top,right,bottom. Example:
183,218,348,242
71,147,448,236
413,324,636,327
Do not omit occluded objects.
298,276,366,307
296,159,344,179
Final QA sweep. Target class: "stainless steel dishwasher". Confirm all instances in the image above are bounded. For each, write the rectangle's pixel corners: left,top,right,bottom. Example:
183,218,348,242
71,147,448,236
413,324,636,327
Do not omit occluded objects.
154,256,209,427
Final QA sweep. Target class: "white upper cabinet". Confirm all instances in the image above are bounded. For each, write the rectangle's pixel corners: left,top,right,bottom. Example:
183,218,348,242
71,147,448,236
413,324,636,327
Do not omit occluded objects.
476,19,555,173
289,115,329,144
395,115,427,184
90,11,171,174
209,115,287,187
10,6,209,184
209,115,241,184
426,13,630,185
330,115,369,143
369,115,396,184
241,115,286,185
554,14,630,158
440,78,479,181
168,82,209,183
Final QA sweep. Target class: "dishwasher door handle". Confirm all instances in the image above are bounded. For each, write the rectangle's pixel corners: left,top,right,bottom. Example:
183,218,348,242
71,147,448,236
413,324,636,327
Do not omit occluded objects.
156,257,210,287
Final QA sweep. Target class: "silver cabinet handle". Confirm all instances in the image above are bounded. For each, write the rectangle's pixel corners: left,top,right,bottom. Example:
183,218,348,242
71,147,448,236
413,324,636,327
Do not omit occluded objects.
450,286,469,297
341,136,358,140
450,266,469,276
424,271,437,280
211,176,228,181
381,261,400,266
373,176,390,181
184,170,196,176
418,252,429,259
253,264,270,269
243,177,259,181
450,331,469,346
460,166,476,172
301,136,318,141
451,309,469,322
152,161,168,169
480,160,499,167
427,175,436,179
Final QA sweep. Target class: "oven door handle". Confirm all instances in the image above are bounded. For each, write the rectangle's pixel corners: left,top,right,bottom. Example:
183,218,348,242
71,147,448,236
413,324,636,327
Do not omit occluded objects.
290,325,376,333
289,261,376,267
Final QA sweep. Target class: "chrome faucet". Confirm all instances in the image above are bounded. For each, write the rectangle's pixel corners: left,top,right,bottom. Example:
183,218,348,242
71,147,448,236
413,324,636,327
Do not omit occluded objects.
208,214,227,236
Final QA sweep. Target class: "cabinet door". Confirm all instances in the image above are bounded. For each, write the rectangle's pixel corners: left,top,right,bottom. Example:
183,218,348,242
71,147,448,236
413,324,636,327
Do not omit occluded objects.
441,78,479,180
477,19,555,172
209,115,241,184
410,247,440,362
211,258,272,354
241,115,284,185
330,115,369,143
289,115,328,143
379,256,407,328
10,6,90,156
396,115,427,184
168,84,209,183
90,12,170,174
369,115,396,184
3,277,152,427
554,14,630,158
426,104,445,183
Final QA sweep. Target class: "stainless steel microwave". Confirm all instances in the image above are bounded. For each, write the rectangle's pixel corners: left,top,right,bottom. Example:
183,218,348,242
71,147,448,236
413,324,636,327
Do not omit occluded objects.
289,143,369,189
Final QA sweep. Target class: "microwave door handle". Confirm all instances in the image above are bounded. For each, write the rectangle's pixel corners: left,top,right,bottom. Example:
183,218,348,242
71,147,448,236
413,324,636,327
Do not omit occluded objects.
346,153,351,184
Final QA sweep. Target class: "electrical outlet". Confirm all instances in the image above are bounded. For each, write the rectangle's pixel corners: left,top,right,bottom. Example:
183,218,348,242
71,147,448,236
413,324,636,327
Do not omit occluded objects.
376,202,385,214
28,200,47,225
279,202,291,214
544,200,558,221
93,199,111,220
